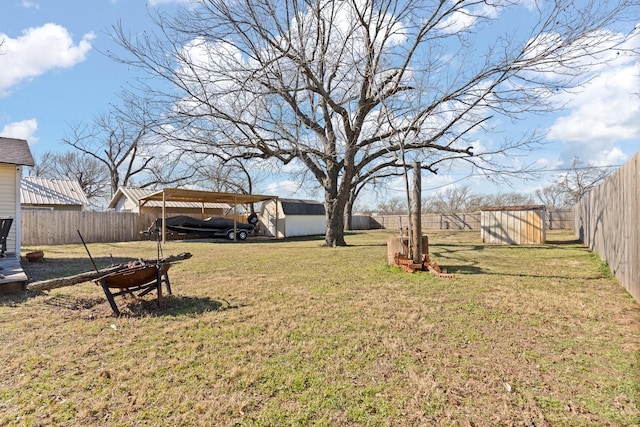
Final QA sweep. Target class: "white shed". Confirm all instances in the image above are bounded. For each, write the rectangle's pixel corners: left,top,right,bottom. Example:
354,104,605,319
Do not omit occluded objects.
259,198,325,238
0,137,35,258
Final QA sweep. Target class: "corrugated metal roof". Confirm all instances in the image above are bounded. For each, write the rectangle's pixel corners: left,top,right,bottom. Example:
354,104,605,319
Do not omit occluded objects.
280,199,325,215
21,177,90,206
480,205,546,211
109,187,231,210
0,137,35,166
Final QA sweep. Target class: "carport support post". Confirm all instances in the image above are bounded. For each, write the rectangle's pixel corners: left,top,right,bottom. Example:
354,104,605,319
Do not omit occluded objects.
233,198,237,242
411,162,422,264
162,190,166,244
275,197,279,239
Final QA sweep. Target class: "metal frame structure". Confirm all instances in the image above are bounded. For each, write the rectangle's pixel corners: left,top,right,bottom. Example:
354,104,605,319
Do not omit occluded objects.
139,188,279,243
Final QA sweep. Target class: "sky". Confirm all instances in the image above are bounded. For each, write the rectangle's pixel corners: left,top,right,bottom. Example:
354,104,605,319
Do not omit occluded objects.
0,0,638,208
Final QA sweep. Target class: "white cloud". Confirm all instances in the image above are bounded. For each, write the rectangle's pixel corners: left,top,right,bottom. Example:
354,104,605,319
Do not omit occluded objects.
558,141,629,167
436,8,479,34
436,3,500,34
262,179,308,197
20,1,40,9
591,147,627,167
1,119,39,143
548,62,640,144
0,23,95,96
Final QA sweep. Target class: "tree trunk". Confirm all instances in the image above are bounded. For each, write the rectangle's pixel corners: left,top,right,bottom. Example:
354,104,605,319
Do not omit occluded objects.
323,179,348,246
323,158,351,246
344,194,354,231
325,201,347,246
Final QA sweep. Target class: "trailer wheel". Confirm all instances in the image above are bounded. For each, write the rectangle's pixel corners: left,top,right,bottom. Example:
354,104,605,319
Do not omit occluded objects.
237,230,248,240
248,213,258,225
227,230,235,240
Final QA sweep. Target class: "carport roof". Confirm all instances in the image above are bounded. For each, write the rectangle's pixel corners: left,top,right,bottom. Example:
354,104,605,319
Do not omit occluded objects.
139,188,278,207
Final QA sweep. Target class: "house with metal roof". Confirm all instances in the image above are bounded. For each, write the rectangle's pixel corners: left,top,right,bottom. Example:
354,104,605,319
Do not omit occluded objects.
259,198,326,238
21,177,90,211
0,137,34,292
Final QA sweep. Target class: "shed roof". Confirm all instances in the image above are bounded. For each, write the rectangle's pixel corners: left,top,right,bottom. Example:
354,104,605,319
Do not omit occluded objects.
21,177,90,207
0,137,35,166
279,199,325,215
481,205,546,212
108,187,233,210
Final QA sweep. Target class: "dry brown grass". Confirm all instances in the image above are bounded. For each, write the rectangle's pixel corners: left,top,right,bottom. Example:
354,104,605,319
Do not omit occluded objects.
1,230,638,426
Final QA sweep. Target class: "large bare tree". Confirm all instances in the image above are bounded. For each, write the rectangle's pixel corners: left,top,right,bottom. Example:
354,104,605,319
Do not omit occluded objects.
62,111,155,198
32,151,110,205
62,101,197,198
111,0,637,246
536,157,613,208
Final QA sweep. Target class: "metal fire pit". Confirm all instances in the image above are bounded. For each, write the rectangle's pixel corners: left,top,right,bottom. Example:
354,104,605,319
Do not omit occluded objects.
96,263,171,316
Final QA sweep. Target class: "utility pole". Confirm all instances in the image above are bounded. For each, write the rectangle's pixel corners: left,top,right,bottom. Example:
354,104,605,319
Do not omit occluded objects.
411,161,422,263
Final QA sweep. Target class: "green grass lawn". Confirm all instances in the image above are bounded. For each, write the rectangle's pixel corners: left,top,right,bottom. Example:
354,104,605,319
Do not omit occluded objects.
1,230,639,426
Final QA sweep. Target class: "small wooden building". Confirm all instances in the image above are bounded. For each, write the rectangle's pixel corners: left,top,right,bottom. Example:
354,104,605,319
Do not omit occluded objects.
259,198,325,238
481,205,546,244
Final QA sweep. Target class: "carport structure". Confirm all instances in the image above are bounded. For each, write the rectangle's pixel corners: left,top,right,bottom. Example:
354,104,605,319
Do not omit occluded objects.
139,188,279,243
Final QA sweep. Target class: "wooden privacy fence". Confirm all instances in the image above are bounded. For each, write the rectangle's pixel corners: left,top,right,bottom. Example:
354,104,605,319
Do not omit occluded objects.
370,213,481,230
369,211,572,231
21,210,253,245
21,210,140,245
573,152,639,303
21,209,575,246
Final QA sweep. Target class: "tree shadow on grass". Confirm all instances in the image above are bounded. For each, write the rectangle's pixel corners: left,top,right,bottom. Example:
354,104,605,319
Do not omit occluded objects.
0,289,46,306
115,294,240,318
428,239,590,278
1,289,236,318
545,238,583,245
37,292,238,318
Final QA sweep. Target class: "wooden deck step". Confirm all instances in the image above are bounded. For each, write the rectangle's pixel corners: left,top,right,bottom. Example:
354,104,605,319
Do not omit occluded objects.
0,257,28,294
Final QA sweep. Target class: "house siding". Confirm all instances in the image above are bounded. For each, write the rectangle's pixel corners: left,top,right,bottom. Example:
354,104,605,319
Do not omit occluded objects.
0,164,18,254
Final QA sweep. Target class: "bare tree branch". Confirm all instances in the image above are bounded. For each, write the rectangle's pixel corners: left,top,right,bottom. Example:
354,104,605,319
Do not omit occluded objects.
109,0,638,245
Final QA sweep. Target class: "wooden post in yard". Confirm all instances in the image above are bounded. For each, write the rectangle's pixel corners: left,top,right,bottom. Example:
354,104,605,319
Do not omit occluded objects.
412,161,422,264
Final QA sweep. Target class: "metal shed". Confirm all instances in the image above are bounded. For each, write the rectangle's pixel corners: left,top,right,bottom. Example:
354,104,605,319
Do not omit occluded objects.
481,205,546,244
259,198,325,238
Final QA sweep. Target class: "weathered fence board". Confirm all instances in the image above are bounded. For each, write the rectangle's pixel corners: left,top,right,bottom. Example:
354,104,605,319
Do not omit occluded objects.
21,211,140,245
21,208,575,246
371,210,572,232
480,207,545,244
573,152,639,303
21,210,254,245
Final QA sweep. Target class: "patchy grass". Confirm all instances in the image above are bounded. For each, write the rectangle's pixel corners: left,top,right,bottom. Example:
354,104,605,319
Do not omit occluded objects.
1,230,638,426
